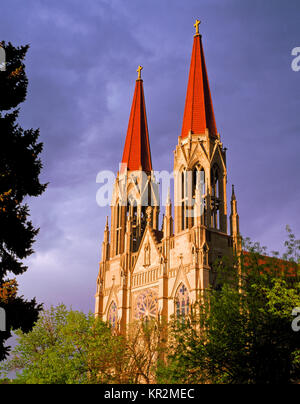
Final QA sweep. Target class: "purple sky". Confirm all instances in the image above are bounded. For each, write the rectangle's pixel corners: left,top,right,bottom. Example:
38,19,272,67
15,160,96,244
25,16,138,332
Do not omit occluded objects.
1,0,300,313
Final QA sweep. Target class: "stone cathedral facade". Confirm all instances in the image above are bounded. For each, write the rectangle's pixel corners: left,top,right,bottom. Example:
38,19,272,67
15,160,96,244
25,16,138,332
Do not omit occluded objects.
95,22,241,332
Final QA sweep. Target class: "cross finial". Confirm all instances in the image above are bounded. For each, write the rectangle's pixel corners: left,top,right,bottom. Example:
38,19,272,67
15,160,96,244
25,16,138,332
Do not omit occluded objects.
194,19,201,35
137,65,143,80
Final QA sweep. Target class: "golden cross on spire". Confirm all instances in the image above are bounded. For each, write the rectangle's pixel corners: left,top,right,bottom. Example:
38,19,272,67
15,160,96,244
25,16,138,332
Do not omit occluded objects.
137,65,143,80
194,19,201,35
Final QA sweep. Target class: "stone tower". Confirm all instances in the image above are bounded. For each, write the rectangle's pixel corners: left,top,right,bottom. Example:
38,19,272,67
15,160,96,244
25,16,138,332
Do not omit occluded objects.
95,23,241,332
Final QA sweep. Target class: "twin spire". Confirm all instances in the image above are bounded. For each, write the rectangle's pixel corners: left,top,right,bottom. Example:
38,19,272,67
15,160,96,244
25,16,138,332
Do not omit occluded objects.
121,65,152,172
181,22,217,138
121,20,217,172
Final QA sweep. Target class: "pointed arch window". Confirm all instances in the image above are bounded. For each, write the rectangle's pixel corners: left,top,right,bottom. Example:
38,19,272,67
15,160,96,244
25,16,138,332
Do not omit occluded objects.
211,165,220,229
180,167,206,230
211,165,219,199
192,166,206,226
175,284,190,318
180,169,189,231
128,196,138,251
108,301,118,329
192,167,198,199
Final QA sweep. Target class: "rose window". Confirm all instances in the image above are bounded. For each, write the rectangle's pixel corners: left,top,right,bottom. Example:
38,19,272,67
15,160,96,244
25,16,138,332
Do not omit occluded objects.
135,289,158,320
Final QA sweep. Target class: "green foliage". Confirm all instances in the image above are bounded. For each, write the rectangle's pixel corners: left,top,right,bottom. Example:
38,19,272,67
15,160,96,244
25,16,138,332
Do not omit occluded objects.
0,305,165,384
282,226,300,264
0,305,132,384
158,228,300,384
0,378,13,384
0,41,46,360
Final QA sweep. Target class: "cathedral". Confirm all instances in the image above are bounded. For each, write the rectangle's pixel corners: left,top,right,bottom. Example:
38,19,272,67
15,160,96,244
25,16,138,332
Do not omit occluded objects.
95,21,241,332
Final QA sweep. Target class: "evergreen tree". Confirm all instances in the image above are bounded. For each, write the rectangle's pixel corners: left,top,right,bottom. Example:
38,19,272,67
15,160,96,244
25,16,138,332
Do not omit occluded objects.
0,42,46,360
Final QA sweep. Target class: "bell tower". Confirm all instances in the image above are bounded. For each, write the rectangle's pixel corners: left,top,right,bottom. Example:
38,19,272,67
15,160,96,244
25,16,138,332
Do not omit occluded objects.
109,65,159,258
173,21,234,289
95,67,159,331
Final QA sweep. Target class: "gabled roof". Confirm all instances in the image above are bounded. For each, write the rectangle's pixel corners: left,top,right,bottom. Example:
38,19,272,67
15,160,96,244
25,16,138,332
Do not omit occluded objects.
121,77,152,172
131,225,162,273
181,33,217,139
242,251,299,278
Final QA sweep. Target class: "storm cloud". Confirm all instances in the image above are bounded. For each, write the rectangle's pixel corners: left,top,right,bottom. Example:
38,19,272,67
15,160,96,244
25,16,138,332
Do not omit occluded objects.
1,0,299,312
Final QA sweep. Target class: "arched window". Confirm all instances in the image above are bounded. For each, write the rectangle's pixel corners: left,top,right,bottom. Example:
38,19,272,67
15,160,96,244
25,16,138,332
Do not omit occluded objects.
202,243,208,266
191,168,197,228
180,169,189,230
127,195,138,219
175,284,190,318
192,167,206,226
211,165,220,229
135,289,158,321
127,196,139,251
211,165,219,198
180,167,206,231
200,168,206,197
108,301,118,329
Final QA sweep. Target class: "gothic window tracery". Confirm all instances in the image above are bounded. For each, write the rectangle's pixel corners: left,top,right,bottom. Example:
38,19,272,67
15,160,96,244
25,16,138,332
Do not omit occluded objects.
127,196,138,251
180,169,189,230
108,301,118,329
135,289,158,320
192,166,206,226
211,164,220,229
192,167,198,199
211,165,219,198
175,284,190,318
180,166,207,230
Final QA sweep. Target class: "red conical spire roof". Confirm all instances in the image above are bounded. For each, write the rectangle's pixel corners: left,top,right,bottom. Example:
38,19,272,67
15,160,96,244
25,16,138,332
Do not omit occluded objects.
181,30,217,139
121,67,152,172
